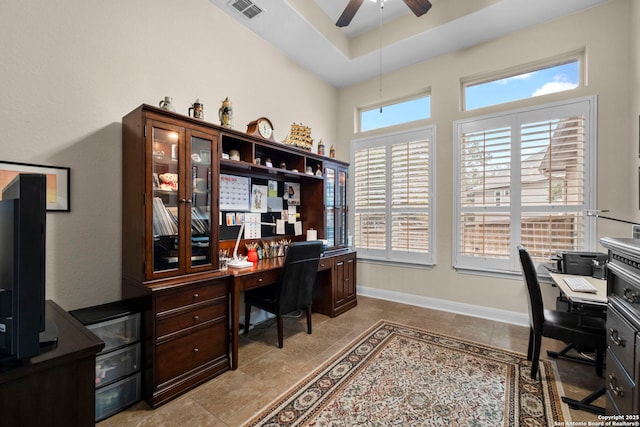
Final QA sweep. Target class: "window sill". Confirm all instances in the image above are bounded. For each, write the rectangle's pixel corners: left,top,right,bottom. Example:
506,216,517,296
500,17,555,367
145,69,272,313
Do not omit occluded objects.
452,262,557,283
357,256,434,270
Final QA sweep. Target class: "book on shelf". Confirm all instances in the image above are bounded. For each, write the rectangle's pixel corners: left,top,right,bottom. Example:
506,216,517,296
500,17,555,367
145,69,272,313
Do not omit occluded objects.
191,207,210,235
153,197,178,236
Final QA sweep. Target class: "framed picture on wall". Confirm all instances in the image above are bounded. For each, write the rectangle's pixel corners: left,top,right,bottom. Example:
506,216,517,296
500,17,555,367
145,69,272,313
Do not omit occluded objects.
0,160,70,211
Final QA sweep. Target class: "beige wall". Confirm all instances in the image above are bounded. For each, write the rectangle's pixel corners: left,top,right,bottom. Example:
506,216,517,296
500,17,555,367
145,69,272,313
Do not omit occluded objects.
337,0,634,319
0,0,337,310
0,0,634,320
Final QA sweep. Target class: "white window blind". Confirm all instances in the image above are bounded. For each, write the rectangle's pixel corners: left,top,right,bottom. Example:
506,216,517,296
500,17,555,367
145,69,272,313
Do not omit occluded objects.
353,127,435,265
453,97,595,273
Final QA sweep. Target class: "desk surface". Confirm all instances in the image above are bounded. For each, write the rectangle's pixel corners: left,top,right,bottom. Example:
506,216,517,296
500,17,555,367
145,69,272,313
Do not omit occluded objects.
227,257,285,277
549,272,607,306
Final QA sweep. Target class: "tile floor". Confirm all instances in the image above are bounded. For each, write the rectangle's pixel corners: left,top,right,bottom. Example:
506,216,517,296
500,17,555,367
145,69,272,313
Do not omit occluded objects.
99,296,605,426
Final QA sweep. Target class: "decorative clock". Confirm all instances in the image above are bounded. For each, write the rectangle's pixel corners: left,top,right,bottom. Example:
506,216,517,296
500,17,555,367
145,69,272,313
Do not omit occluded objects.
246,117,275,141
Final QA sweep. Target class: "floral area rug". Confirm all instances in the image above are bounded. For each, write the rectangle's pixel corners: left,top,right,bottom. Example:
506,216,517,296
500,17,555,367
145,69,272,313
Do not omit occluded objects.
244,320,569,426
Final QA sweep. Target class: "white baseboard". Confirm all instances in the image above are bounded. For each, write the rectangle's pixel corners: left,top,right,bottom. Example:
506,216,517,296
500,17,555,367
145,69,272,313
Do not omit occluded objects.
358,286,529,327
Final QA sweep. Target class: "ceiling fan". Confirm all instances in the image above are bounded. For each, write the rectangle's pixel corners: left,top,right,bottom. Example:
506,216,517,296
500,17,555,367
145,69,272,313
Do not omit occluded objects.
336,0,432,27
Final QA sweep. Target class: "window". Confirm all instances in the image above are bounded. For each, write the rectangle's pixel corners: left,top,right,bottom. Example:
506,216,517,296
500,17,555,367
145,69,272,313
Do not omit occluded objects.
360,95,431,132
463,59,580,111
453,97,596,273
352,127,435,265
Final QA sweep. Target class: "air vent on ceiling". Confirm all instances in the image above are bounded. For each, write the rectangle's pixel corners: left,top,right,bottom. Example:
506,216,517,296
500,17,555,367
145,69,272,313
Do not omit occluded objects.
229,0,263,20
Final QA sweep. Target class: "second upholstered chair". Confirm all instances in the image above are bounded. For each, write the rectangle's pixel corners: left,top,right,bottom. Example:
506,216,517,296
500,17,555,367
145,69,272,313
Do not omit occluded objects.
244,241,323,348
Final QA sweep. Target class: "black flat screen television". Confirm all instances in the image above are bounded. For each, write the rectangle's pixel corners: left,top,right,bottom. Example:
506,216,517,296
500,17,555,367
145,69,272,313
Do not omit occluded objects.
0,173,56,361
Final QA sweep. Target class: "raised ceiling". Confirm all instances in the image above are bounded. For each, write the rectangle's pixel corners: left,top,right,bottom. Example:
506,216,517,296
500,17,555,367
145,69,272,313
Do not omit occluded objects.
208,0,608,88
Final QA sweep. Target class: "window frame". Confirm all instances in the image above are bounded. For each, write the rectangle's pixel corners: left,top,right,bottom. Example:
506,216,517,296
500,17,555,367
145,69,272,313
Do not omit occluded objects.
351,126,436,266
358,92,431,132
461,52,584,112
452,96,597,275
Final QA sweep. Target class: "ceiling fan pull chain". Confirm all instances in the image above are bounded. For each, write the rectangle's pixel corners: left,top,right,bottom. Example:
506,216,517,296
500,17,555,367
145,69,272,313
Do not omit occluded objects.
379,0,383,113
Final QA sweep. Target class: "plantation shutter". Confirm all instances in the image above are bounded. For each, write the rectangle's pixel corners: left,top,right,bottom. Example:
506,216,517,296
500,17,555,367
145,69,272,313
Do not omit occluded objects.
391,139,430,253
519,115,586,260
458,126,512,261
354,146,387,251
353,127,435,265
453,97,595,273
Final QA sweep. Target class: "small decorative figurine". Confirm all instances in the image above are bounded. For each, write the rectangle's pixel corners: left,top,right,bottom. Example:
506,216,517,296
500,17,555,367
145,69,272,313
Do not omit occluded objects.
188,99,204,119
317,139,325,156
218,97,233,128
329,145,336,158
159,96,175,112
315,164,322,177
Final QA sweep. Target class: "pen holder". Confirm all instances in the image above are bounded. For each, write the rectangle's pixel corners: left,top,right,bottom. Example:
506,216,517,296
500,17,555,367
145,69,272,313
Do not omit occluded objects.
247,248,258,263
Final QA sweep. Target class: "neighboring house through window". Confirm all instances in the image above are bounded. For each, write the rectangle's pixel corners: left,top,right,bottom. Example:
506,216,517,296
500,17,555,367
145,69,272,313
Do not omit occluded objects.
453,97,596,274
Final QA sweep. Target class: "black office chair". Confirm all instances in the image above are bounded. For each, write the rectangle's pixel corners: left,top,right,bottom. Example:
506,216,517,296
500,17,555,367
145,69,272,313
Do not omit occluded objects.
517,245,606,415
244,241,323,348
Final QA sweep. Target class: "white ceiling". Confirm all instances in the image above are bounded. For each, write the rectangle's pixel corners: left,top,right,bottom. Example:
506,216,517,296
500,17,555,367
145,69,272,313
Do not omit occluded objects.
208,0,608,88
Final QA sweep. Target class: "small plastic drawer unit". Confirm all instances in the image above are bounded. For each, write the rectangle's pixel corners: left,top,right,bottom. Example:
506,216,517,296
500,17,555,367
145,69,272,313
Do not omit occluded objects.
71,301,142,422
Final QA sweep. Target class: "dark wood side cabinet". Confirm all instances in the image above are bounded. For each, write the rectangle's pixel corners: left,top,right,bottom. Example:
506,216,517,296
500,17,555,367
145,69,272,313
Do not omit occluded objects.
600,237,640,415
314,250,357,317
0,300,105,427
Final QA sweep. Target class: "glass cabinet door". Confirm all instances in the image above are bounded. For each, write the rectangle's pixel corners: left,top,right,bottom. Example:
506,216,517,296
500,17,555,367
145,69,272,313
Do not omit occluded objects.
187,130,217,271
324,166,336,247
150,123,183,275
335,168,348,247
147,120,218,278
324,162,348,250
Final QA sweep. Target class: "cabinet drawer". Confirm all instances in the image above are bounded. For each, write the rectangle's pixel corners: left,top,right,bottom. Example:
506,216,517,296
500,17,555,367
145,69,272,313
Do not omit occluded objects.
87,313,141,353
96,343,141,388
241,270,280,290
606,348,636,416
608,261,640,312
156,281,227,313
156,302,226,338
95,372,141,422
607,307,637,374
156,321,227,386
317,257,333,271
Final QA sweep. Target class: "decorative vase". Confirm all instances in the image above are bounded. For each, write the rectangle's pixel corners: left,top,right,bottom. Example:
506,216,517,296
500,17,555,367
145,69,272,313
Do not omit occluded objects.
247,248,258,262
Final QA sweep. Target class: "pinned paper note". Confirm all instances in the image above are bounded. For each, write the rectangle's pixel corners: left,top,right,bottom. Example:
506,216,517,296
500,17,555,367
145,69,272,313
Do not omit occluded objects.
294,222,303,236
276,219,286,234
288,205,297,224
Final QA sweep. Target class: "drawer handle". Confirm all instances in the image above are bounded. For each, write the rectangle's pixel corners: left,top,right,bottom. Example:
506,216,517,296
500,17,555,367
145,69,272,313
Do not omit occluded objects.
609,328,626,347
193,347,199,353
608,374,624,397
193,293,199,299
623,287,639,304
193,315,200,321
258,278,263,282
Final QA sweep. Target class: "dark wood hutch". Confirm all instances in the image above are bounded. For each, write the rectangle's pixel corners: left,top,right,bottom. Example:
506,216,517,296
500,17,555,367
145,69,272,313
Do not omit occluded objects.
121,104,356,407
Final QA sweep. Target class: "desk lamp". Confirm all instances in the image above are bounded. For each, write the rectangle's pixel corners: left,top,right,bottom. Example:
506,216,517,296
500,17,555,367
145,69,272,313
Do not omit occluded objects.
227,221,276,269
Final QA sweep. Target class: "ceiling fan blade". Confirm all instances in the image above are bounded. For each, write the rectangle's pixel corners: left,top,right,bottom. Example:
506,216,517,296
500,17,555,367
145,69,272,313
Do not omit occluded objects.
402,0,432,18
336,0,365,27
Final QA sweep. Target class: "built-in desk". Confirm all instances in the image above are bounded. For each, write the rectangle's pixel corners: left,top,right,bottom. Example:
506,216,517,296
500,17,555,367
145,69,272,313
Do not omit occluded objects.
227,250,357,369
